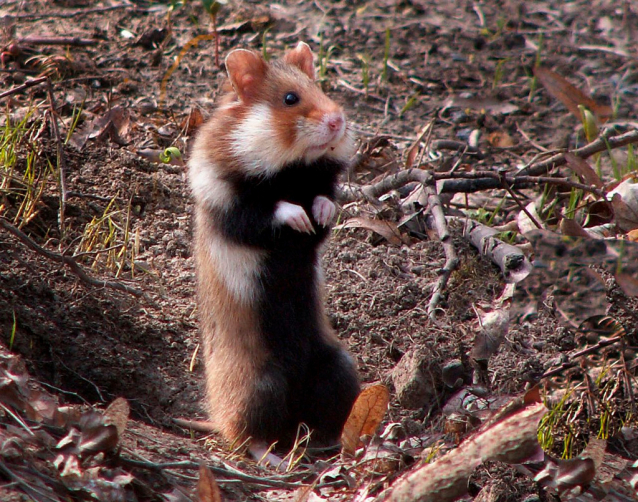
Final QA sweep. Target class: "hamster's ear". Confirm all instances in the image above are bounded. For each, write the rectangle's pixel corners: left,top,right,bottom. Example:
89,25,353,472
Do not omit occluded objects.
225,49,267,103
283,42,315,80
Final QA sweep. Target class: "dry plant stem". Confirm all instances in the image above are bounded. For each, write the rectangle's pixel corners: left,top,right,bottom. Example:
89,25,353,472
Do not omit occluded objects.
499,176,542,229
436,170,608,197
343,168,607,200
0,76,47,101
540,335,625,379
341,168,433,203
517,129,638,176
119,458,305,489
45,79,68,232
0,218,144,298
17,36,97,46
426,189,458,319
5,3,138,20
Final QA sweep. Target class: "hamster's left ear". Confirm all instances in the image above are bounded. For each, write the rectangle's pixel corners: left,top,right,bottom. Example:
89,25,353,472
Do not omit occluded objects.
283,42,315,80
225,49,268,103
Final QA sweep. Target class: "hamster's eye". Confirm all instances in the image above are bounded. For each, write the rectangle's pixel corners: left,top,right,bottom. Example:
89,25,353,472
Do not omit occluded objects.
283,92,300,106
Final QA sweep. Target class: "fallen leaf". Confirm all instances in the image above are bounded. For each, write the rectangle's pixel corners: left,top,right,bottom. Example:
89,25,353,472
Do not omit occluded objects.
181,107,205,136
442,96,519,115
198,463,222,502
405,122,432,169
534,66,612,122
69,106,130,150
341,384,390,456
559,217,591,238
610,180,638,231
104,397,129,439
585,199,614,227
517,200,544,234
564,152,603,188
471,307,510,362
336,217,407,246
487,131,515,148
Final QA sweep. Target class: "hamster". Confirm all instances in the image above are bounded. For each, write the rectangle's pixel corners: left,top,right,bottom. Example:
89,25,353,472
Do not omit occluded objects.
187,42,361,457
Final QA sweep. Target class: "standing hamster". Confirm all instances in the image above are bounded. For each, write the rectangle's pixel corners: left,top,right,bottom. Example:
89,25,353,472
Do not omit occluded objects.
188,42,360,457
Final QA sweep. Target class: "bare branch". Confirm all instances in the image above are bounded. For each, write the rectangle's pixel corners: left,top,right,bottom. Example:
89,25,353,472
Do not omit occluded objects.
0,218,145,298
0,76,48,101
518,128,638,176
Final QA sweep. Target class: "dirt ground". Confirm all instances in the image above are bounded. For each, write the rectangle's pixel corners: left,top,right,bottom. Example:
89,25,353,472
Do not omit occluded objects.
1,0,638,500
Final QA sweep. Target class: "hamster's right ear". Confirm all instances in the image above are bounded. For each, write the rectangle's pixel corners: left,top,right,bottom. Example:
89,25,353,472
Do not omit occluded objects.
225,49,267,103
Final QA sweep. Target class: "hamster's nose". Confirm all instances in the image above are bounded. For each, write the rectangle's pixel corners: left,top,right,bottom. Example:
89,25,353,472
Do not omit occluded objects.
327,114,344,132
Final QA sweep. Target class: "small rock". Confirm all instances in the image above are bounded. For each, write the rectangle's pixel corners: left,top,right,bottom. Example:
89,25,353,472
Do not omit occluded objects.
390,349,439,409
442,359,466,388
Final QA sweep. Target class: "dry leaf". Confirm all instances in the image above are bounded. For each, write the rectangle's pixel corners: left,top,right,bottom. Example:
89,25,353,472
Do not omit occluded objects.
137,148,185,166
610,180,638,231
564,152,603,188
77,420,119,455
198,463,222,502
182,107,205,136
104,397,129,439
405,122,432,169
533,67,612,122
559,217,591,238
341,384,390,456
487,131,515,148
69,106,130,150
586,199,614,227
471,308,510,362
337,217,407,246
442,96,519,115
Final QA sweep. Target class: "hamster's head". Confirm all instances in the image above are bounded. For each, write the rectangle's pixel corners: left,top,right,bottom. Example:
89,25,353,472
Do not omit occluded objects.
224,42,356,177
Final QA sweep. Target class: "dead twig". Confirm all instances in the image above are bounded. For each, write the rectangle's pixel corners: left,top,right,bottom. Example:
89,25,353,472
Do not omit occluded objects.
426,186,459,319
435,170,608,197
44,79,68,232
17,36,98,46
517,128,638,176
4,4,138,20
499,174,543,229
340,168,433,204
0,218,145,298
119,457,306,489
0,76,48,101
540,335,625,380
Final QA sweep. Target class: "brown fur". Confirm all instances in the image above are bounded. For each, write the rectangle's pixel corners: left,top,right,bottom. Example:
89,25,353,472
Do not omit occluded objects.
194,207,266,442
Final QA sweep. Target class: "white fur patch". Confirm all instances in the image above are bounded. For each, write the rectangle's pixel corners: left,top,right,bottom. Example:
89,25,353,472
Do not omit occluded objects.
230,103,356,175
325,127,357,164
188,154,233,210
206,233,264,303
230,103,298,176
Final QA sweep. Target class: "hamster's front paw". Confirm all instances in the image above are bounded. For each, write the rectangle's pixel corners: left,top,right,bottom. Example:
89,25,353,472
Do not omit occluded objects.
274,201,315,234
312,196,336,227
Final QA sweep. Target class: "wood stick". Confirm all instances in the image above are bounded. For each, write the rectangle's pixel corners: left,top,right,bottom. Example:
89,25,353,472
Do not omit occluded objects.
0,76,48,101
0,218,144,298
5,4,138,20
17,36,98,46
